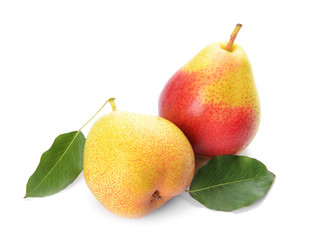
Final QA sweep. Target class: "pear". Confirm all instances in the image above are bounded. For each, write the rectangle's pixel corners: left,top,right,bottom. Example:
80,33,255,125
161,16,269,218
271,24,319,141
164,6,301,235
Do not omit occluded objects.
83,100,195,218
159,24,260,157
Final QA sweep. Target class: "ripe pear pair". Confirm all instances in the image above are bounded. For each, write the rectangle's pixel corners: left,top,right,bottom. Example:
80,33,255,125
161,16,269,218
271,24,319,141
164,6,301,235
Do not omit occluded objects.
84,24,260,218
83,100,194,218
159,24,260,157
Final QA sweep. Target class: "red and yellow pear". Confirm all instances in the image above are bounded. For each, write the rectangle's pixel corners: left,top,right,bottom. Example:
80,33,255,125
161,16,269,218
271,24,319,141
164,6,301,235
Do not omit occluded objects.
159,24,260,157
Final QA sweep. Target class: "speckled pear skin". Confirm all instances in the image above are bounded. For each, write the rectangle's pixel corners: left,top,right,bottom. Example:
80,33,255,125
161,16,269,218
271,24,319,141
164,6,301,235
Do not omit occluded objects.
159,41,260,157
83,111,195,218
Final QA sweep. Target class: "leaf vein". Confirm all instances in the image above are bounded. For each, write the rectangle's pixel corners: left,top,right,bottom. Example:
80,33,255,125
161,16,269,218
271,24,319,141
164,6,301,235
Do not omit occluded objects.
27,131,80,196
187,174,269,193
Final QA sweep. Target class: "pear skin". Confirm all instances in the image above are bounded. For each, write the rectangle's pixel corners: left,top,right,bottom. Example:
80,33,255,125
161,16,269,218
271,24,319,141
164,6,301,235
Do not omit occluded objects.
159,25,260,157
83,111,195,218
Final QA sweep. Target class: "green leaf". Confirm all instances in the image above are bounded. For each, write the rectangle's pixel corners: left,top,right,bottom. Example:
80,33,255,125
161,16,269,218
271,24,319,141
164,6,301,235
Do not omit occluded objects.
188,155,275,211
25,131,85,198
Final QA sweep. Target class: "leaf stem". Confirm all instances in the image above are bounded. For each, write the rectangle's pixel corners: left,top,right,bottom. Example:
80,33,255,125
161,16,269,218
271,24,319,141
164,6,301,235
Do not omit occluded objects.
79,97,116,131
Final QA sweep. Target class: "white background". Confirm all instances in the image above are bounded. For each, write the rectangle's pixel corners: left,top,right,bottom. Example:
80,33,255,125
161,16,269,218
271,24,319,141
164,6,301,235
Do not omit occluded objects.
1,0,319,239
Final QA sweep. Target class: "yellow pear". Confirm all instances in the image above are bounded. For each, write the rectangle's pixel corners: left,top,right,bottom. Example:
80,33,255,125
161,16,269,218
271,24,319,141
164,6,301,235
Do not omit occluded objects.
83,100,195,218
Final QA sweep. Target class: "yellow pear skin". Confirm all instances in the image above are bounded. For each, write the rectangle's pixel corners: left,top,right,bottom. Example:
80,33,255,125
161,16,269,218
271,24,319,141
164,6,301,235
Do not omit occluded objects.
83,111,195,218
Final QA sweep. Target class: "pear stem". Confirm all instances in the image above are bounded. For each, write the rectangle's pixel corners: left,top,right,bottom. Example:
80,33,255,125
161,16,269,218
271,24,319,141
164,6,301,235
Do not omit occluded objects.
109,98,117,111
79,97,116,131
225,24,242,52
